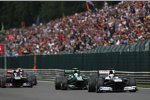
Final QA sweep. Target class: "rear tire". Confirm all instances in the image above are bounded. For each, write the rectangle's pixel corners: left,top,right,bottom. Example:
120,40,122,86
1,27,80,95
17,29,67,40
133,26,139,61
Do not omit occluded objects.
55,77,63,90
88,76,96,92
61,77,68,90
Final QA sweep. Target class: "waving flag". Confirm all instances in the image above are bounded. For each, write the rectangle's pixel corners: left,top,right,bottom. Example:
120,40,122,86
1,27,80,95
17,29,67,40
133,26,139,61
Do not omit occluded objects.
0,44,4,55
33,54,37,72
86,1,96,14
86,2,90,11
87,1,95,7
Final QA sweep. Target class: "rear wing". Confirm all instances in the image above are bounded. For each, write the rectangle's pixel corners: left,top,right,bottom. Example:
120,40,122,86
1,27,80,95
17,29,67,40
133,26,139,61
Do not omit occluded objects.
64,70,80,76
64,70,73,75
7,69,14,74
98,70,115,77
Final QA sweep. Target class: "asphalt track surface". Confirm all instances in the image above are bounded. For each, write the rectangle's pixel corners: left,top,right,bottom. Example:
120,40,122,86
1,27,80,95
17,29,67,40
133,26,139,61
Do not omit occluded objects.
0,82,150,100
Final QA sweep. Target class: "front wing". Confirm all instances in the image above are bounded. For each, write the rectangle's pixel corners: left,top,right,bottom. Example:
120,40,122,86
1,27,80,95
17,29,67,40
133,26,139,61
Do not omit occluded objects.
98,86,137,92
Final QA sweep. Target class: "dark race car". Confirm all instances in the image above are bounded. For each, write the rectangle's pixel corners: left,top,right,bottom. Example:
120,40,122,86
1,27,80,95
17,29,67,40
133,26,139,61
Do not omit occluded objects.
88,70,137,93
0,69,37,88
55,68,88,90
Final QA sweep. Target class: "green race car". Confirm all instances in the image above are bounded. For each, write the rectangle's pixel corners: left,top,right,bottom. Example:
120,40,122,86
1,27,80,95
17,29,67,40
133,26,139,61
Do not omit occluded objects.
55,68,88,90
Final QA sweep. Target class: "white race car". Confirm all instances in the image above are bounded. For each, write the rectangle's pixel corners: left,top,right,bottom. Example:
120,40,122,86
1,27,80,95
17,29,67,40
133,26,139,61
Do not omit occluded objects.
88,70,137,93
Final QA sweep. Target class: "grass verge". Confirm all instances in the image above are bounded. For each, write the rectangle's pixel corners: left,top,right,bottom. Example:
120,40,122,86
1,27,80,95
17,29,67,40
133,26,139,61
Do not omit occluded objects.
137,84,150,88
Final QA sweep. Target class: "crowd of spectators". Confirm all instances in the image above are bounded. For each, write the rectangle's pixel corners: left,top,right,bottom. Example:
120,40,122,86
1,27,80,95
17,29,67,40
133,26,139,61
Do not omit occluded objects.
1,1,150,56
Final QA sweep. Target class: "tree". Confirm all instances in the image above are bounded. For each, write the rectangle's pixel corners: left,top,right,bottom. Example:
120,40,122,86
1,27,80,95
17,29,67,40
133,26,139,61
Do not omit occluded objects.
0,1,120,29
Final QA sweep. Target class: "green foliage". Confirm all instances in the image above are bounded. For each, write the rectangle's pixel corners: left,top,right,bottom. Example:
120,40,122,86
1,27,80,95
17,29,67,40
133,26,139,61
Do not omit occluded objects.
39,2,62,23
0,1,41,28
0,23,5,34
0,1,119,29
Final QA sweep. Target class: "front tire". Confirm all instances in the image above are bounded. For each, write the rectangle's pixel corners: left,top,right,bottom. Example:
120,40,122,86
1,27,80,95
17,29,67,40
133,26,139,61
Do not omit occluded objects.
27,77,33,88
1,77,6,88
31,75,37,85
96,78,104,93
128,78,137,92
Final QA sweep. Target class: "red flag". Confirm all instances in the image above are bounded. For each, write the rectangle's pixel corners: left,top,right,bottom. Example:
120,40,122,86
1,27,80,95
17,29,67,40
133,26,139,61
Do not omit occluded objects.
86,2,90,11
33,64,37,71
7,34,15,40
87,1,95,7
86,1,96,14
0,44,4,55
33,55,37,71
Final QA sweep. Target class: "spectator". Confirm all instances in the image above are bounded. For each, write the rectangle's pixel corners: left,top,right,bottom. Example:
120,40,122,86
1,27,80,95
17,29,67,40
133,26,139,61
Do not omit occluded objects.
0,1,149,56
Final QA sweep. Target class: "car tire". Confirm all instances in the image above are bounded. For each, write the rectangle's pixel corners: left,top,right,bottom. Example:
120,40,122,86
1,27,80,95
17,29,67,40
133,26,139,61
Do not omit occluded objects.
96,78,104,93
128,78,136,86
31,75,37,85
61,77,68,90
1,77,6,88
27,77,33,88
128,78,136,92
55,76,63,90
88,76,96,92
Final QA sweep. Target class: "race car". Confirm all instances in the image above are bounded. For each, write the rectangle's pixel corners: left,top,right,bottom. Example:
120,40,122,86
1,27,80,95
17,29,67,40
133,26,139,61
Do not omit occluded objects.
0,68,37,88
55,68,88,90
88,70,137,93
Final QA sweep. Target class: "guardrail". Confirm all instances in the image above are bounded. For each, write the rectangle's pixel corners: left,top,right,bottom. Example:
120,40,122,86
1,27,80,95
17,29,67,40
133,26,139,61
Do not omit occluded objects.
0,69,150,84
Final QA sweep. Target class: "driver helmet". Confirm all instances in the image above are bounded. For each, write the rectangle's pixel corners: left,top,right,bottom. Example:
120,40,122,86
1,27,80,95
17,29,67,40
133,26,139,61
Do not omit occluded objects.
13,70,16,73
72,68,79,73
17,68,23,72
74,70,78,73
109,70,113,74
109,70,114,78
15,69,19,72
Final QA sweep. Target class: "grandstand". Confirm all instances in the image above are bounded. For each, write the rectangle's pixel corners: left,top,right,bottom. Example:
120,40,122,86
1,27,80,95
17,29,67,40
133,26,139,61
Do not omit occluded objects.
0,1,149,56
0,1,149,71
